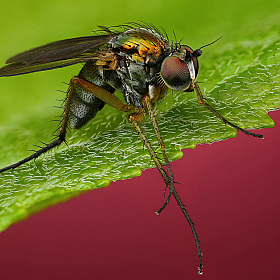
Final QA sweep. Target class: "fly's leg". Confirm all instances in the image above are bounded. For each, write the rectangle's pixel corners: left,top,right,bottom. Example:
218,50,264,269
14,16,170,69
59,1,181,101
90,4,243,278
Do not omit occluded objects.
129,110,172,187
142,95,174,214
72,76,135,112
74,77,177,217
0,75,135,174
194,81,264,139
73,79,199,266
129,104,203,275
72,77,174,192
0,81,76,173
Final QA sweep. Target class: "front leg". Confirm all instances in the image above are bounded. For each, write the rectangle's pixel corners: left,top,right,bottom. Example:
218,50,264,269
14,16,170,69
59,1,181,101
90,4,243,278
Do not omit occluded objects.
194,81,264,138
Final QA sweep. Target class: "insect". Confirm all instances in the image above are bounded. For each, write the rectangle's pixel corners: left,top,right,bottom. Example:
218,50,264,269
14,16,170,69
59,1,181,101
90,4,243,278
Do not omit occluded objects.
0,22,264,274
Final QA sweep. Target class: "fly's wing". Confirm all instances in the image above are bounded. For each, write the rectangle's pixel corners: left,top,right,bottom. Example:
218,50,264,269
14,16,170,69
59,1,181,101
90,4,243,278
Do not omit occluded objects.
0,34,118,77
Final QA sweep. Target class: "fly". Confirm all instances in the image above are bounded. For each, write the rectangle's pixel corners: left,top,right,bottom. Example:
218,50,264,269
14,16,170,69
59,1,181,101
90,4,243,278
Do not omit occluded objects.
0,22,264,274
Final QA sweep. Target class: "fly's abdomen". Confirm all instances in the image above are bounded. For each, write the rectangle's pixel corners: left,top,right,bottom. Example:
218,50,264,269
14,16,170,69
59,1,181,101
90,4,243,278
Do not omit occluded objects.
68,61,114,129
68,84,104,129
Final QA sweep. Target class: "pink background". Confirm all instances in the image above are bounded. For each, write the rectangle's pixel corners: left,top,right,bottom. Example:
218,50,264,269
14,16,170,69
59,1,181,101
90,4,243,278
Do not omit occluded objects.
0,111,280,280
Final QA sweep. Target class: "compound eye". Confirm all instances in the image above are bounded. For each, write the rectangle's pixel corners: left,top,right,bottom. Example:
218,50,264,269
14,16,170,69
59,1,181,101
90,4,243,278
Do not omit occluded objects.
160,56,191,91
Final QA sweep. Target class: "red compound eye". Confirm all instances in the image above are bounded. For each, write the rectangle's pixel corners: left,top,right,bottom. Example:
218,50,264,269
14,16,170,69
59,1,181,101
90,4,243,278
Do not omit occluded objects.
160,56,191,91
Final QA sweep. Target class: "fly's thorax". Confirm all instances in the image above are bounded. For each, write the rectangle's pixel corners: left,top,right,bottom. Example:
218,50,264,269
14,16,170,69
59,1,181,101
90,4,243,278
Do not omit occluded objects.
103,28,173,108
112,58,166,108
108,28,172,66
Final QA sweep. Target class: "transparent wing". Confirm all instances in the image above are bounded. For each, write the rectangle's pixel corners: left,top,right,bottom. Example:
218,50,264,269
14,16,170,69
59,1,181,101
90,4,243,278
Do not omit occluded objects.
0,34,117,76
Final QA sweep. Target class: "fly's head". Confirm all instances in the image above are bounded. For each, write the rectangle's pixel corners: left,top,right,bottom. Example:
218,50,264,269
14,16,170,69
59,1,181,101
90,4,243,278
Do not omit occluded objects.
159,45,202,92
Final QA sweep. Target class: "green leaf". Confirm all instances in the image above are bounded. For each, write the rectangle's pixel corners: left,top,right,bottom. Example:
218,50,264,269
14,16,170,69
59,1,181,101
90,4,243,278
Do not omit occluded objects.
0,2,279,232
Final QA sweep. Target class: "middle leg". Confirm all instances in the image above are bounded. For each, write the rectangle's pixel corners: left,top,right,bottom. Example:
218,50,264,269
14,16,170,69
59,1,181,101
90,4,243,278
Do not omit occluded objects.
129,103,203,274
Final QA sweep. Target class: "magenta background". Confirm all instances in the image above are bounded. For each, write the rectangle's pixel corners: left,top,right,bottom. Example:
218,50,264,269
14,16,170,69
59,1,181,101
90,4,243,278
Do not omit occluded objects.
0,111,280,280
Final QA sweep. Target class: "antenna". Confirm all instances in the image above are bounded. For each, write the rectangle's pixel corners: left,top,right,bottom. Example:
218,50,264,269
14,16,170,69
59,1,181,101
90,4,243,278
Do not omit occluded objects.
199,36,223,49
192,36,223,57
